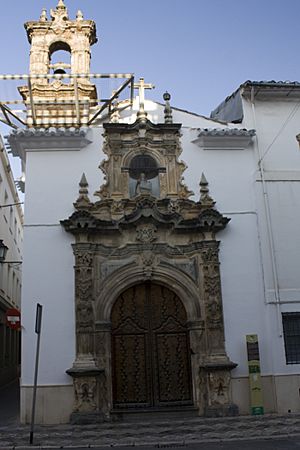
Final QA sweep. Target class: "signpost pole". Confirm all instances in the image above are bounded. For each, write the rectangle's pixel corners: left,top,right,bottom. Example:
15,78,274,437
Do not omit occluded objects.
29,303,43,445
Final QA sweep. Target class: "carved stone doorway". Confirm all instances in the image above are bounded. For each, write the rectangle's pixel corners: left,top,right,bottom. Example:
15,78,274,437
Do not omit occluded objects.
111,282,193,410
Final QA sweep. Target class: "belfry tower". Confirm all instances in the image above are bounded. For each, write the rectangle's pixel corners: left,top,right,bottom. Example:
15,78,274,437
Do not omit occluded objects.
18,0,97,127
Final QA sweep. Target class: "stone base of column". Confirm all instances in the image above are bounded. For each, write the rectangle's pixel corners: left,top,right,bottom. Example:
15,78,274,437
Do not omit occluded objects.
70,411,106,424
204,403,239,417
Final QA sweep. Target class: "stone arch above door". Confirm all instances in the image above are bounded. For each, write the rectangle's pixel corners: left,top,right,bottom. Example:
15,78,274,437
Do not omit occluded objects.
95,261,202,323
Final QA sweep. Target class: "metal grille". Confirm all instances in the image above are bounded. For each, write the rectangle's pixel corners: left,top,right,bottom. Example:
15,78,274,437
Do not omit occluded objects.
129,155,158,180
282,313,300,364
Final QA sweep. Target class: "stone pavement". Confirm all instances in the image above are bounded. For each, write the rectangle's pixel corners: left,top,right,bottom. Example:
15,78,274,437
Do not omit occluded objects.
0,413,300,449
1,382,300,449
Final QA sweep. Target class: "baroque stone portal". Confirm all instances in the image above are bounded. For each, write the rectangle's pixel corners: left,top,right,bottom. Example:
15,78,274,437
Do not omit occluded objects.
61,113,238,422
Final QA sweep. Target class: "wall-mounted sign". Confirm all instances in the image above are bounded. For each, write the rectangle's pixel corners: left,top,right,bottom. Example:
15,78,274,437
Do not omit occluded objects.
6,308,21,330
246,334,264,415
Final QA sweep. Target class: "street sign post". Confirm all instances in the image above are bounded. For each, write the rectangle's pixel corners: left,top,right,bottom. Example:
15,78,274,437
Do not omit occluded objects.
6,308,21,330
29,303,43,445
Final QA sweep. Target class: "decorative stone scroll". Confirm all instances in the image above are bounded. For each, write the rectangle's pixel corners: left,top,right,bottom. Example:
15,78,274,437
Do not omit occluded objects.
95,119,193,201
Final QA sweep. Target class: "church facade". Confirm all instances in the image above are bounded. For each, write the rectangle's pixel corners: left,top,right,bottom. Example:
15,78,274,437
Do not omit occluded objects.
8,1,300,424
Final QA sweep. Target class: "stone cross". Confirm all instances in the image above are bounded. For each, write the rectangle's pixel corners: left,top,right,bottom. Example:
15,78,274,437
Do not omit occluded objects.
133,77,155,119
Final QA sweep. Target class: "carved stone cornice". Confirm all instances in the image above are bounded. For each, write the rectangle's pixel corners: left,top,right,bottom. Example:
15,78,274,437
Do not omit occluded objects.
8,128,92,162
61,195,230,236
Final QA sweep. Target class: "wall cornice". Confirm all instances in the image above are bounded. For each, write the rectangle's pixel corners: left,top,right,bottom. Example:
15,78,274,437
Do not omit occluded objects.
7,127,92,161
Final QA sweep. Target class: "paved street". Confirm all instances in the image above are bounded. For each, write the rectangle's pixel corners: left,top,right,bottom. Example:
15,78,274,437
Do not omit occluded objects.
10,440,300,450
1,381,300,449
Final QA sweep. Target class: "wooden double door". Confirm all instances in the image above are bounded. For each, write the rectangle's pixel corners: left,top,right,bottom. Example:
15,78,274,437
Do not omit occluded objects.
111,282,193,409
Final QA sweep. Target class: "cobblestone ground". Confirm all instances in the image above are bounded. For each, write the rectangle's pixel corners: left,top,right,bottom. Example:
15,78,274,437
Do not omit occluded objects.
1,383,300,449
1,414,300,449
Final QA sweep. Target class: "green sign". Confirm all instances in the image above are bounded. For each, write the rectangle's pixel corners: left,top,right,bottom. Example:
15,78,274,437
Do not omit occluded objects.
246,334,264,415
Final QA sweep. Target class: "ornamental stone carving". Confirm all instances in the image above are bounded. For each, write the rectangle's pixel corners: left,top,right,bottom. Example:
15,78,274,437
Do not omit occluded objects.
136,224,157,243
95,119,193,201
18,0,97,127
207,371,231,406
62,114,238,422
74,377,97,412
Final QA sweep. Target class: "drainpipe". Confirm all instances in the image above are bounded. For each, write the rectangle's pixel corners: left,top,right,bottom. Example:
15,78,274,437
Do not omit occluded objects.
250,86,282,337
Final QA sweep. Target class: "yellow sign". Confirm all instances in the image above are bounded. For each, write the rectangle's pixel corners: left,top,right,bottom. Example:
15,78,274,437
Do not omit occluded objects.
246,334,264,415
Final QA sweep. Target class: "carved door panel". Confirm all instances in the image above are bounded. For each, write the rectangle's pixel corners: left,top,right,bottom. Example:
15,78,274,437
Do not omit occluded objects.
111,283,193,409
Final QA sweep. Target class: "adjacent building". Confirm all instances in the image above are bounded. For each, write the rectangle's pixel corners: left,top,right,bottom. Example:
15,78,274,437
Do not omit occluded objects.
6,0,300,424
0,137,23,386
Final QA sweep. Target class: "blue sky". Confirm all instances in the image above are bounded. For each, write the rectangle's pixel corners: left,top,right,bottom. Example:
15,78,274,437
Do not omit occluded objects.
1,0,300,117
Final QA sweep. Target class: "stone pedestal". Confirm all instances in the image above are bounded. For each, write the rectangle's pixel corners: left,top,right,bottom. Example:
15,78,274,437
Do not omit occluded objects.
66,366,105,424
201,360,239,417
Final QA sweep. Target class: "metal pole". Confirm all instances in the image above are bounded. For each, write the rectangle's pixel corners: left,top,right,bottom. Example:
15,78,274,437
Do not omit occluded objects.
29,303,43,445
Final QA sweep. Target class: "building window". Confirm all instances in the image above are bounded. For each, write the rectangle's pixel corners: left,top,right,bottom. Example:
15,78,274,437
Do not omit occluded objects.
282,313,300,364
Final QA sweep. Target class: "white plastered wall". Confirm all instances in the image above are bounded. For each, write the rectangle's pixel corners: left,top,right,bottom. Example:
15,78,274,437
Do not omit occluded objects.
20,101,294,422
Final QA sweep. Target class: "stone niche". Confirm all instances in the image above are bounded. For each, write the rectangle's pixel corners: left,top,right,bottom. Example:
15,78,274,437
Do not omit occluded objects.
61,115,238,423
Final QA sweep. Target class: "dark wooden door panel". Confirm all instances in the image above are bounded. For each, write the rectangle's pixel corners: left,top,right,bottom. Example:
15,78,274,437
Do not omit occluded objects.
113,333,151,406
111,283,192,409
155,333,192,404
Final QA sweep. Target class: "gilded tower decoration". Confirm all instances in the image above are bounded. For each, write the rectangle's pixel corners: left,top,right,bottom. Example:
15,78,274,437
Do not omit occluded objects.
18,0,97,127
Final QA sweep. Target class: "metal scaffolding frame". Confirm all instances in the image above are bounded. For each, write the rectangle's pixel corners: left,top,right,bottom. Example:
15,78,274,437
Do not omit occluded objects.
0,73,135,129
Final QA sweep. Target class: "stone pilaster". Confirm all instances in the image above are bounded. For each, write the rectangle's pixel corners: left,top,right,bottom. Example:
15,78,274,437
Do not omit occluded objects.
200,241,238,417
66,244,104,423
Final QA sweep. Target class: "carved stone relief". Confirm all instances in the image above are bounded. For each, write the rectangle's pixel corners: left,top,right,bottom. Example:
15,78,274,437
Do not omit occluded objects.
61,115,238,422
74,377,97,412
136,223,157,243
95,120,193,201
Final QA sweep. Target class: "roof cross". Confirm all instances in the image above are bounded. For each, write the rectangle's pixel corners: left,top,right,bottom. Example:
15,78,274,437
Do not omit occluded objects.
133,77,155,119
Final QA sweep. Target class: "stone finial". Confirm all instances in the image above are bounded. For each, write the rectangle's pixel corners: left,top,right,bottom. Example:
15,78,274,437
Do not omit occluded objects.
163,91,173,124
76,10,84,21
110,107,120,123
57,0,67,9
40,8,48,21
74,173,92,209
51,0,68,21
199,173,215,206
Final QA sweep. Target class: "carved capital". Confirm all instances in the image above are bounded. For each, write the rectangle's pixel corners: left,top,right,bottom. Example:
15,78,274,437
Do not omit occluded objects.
201,242,220,264
74,249,94,267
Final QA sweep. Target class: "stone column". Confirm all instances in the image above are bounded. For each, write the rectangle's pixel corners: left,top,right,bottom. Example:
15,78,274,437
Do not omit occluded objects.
73,245,96,368
187,319,205,414
200,241,238,417
95,321,113,419
66,244,104,423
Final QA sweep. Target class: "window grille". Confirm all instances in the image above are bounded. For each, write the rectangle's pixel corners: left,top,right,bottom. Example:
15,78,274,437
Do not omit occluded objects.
129,155,158,180
282,313,300,364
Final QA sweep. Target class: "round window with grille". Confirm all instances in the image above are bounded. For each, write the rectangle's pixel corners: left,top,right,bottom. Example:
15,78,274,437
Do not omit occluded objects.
129,155,158,180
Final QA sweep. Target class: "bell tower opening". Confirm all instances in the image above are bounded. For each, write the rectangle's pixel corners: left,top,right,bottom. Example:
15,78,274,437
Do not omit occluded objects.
49,42,71,78
18,0,98,127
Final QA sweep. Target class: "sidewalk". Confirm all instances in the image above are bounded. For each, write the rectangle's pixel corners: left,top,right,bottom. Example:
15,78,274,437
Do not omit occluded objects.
0,383,300,450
